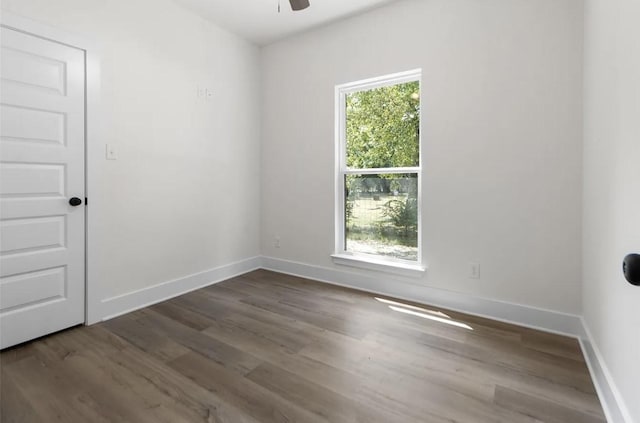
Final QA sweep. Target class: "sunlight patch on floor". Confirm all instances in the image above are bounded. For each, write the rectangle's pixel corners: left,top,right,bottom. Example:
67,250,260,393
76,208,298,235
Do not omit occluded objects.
374,297,473,330
374,297,450,318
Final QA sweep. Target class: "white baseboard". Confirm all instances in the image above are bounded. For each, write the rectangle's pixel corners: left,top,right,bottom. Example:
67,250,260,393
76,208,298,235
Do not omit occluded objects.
579,319,633,423
261,256,585,338
95,255,583,336
98,256,262,321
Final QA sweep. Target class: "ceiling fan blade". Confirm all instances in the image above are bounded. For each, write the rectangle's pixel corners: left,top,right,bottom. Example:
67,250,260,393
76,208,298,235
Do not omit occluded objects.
289,0,310,11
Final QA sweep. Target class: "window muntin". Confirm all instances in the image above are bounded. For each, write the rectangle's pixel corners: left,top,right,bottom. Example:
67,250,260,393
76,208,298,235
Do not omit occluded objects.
336,71,422,265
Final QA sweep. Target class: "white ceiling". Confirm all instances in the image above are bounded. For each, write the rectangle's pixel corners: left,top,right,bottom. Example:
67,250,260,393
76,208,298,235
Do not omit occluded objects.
172,0,403,46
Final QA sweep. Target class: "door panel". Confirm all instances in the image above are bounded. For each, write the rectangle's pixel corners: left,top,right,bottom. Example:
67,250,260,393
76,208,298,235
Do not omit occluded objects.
0,163,66,196
0,27,86,349
0,267,66,312
1,104,66,144
0,216,66,254
0,46,67,95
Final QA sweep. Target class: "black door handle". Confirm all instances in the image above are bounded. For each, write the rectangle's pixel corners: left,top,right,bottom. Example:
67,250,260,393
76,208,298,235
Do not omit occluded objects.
623,254,640,286
69,197,83,207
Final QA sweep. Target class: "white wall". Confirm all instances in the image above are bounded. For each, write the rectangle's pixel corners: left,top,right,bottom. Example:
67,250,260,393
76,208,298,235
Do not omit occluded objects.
583,0,640,420
2,0,262,314
261,0,584,314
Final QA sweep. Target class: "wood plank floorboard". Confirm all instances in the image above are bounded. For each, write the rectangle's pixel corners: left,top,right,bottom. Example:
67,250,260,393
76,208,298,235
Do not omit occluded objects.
1,270,606,422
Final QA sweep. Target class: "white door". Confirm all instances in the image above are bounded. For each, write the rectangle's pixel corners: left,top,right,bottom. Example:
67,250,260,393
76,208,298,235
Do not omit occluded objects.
0,27,86,349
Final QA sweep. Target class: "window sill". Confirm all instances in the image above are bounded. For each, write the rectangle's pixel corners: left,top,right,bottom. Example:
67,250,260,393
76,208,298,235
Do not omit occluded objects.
331,253,426,278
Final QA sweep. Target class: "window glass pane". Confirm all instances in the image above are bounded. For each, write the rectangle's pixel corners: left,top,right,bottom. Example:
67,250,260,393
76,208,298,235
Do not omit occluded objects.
346,81,420,169
345,173,418,261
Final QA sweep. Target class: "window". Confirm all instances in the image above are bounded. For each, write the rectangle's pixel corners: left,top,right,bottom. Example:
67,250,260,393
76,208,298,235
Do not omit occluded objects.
334,70,423,272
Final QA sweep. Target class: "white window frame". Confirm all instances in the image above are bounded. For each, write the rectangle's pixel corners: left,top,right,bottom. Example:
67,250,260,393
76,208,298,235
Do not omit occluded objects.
332,69,425,276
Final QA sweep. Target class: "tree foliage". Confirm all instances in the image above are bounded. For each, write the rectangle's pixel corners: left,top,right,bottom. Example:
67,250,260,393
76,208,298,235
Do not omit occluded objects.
382,197,418,238
346,81,420,169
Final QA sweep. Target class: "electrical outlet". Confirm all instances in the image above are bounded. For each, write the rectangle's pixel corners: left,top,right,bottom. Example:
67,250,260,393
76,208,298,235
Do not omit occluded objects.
106,144,118,160
197,86,214,101
274,236,281,248
469,262,480,279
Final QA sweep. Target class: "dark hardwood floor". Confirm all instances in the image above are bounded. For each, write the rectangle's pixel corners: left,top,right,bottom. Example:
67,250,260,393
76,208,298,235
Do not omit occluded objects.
0,270,606,423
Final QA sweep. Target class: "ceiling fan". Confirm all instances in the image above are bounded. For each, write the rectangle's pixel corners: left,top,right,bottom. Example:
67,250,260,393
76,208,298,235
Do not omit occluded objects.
281,0,310,11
